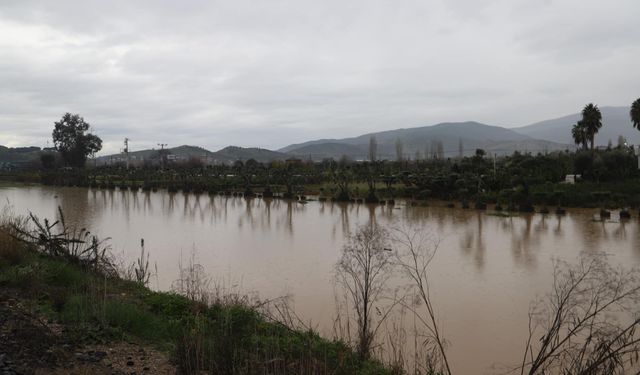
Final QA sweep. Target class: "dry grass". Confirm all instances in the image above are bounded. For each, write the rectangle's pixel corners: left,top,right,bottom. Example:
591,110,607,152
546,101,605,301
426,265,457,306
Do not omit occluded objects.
0,207,28,265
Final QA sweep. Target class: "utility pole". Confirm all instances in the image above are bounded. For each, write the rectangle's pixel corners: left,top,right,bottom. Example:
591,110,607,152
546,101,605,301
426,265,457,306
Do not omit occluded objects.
158,143,168,169
493,153,497,176
123,138,130,169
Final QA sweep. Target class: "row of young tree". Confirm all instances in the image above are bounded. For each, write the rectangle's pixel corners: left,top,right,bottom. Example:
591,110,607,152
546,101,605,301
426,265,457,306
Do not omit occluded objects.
40,102,640,208
41,145,639,210
368,136,447,162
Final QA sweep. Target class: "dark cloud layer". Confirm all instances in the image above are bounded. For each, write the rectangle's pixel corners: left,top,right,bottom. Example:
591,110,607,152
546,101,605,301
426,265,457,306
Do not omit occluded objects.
1,0,639,154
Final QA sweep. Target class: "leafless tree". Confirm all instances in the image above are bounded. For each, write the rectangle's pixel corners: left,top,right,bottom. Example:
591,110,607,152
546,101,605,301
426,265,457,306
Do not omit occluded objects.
519,257,640,375
430,140,437,159
369,136,378,162
617,135,627,148
392,225,452,375
396,138,404,162
436,140,444,160
336,224,397,359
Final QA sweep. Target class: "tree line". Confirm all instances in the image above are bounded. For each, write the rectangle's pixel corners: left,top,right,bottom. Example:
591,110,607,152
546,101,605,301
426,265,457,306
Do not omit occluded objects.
47,98,640,169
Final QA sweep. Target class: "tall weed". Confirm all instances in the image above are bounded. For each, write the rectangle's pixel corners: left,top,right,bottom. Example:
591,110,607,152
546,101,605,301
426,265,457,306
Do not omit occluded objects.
12,206,116,275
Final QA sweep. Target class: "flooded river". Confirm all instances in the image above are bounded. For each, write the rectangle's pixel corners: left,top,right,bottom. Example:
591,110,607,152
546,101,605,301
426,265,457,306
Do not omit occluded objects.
2,185,639,374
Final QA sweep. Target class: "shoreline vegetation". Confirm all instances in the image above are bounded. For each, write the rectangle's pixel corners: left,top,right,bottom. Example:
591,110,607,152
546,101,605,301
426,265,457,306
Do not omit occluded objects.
2,145,640,214
3,205,640,373
0,207,397,375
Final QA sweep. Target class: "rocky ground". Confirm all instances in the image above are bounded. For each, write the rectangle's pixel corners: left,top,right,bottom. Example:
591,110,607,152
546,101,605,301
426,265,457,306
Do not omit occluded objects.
0,292,176,375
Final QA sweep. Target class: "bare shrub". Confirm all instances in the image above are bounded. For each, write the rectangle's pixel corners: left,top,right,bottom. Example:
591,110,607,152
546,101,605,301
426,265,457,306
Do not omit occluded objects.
380,304,409,373
208,275,255,307
258,295,317,333
520,257,640,375
172,248,211,304
392,225,452,375
336,223,397,359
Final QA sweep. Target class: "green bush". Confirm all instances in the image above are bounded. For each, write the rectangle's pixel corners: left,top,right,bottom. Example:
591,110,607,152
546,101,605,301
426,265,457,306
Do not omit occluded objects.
104,300,173,340
43,261,87,288
145,292,193,319
60,294,92,324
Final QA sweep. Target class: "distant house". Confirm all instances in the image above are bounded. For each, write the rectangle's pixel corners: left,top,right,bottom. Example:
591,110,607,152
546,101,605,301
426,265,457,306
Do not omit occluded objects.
563,174,581,184
0,161,34,171
0,162,15,171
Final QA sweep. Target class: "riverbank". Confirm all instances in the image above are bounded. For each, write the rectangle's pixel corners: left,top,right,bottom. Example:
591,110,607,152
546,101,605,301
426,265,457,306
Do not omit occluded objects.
5,167,640,210
0,212,395,375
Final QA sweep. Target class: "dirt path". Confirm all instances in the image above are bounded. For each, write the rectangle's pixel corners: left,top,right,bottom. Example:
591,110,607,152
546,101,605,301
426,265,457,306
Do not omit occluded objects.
0,293,176,375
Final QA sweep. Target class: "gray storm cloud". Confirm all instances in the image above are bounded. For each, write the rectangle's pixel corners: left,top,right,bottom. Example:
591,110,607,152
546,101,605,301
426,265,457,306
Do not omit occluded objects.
1,0,639,155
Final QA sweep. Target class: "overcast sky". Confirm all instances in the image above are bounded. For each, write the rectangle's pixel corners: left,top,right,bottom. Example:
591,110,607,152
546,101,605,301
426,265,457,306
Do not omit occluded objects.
1,0,639,155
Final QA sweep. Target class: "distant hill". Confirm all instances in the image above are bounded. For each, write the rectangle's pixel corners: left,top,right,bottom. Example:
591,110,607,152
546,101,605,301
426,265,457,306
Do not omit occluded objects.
0,146,45,167
212,146,289,163
285,143,366,160
168,145,214,157
96,145,289,165
280,121,571,160
514,106,639,146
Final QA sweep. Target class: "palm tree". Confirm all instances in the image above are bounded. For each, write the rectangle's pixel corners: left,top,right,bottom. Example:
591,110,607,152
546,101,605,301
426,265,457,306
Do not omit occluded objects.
571,121,588,150
581,103,602,150
631,98,640,132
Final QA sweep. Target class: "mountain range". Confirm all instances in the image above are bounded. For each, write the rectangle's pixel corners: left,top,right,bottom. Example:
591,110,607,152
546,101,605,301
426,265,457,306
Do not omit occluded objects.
2,106,638,166
514,106,638,146
92,145,289,165
281,106,637,160
280,121,568,160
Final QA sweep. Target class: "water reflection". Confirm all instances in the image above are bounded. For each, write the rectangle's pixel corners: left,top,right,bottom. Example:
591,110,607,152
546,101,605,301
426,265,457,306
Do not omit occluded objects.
12,187,638,274
460,212,486,269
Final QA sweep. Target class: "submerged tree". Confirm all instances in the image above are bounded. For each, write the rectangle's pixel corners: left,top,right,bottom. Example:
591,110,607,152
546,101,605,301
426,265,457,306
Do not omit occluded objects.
330,164,352,201
365,164,380,203
52,113,102,168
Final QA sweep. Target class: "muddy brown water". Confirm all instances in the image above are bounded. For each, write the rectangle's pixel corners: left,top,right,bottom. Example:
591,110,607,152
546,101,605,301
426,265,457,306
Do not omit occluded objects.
2,186,639,374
